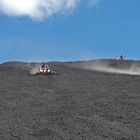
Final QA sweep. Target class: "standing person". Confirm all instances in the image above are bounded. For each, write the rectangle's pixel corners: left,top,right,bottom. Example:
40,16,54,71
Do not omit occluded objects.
120,54,123,60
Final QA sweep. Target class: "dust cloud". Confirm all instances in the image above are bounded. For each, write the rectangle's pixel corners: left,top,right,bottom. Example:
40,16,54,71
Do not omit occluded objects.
81,60,140,75
26,63,40,75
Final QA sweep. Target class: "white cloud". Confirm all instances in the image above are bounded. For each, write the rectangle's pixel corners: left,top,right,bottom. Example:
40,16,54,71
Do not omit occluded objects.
0,0,99,20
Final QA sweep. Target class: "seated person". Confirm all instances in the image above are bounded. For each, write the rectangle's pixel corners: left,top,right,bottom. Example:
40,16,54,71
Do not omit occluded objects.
41,62,46,68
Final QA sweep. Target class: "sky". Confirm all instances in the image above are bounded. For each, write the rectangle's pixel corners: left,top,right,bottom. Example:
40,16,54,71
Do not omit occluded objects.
0,0,140,62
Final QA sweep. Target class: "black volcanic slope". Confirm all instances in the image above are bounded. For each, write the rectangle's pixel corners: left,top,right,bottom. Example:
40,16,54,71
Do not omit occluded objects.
1,60,140,140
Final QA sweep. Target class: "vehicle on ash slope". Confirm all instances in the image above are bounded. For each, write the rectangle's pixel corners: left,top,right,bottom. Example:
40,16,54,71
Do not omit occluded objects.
36,62,56,75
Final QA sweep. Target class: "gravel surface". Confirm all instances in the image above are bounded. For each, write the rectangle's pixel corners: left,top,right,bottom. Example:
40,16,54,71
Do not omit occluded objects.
0,60,140,140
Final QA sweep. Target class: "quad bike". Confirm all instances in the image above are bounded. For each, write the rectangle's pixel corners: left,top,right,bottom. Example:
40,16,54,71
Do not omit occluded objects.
36,66,56,75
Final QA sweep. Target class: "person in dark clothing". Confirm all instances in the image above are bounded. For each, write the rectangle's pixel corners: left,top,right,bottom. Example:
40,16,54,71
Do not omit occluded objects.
120,54,123,60
41,61,46,68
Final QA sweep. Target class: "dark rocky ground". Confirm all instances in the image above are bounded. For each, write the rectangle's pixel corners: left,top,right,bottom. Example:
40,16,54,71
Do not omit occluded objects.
0,59,140,140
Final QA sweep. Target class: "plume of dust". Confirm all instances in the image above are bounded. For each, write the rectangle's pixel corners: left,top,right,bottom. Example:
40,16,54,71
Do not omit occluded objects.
81,60,140,76
26,63,40,75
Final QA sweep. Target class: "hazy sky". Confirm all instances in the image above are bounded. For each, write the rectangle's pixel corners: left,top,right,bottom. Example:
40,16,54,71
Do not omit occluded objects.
0,0,140,62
